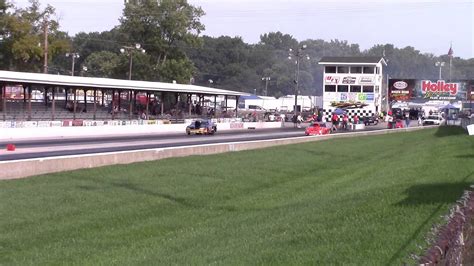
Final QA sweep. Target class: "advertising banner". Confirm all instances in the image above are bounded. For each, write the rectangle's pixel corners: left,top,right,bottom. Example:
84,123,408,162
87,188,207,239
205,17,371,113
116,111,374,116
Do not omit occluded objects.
38,121,51,127
389,79,471,102
359,76,375,84
4,85,24,99
50,121,62,127
230,122,244,129
325,92,374,108
0,121,12,128
325,76,340,85
341,76,357,84
72,120,84,127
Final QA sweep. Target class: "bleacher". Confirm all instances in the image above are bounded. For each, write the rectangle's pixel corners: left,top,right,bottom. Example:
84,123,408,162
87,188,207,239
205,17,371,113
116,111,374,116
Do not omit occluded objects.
0,100,138,121
0,100,220,123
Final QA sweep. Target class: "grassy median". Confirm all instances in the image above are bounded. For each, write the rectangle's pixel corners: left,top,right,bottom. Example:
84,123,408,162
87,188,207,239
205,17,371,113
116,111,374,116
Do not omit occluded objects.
1,127,473,265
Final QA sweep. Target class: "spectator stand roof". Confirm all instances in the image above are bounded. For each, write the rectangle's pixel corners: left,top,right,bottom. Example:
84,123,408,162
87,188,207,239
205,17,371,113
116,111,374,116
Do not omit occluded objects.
240,94,261,100
318,56,387,66
0,70,248,97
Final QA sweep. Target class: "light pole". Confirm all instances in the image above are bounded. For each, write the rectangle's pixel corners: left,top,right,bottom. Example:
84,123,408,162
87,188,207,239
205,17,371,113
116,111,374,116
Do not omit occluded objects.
66,52,80,76
288,44,309,124
81,66,88,76
435,61,445,80
120,43,145,80
261,76,270,96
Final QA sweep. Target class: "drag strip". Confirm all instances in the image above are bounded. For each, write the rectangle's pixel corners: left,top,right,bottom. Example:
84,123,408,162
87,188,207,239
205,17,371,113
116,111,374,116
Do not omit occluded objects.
0,127,295,148
0,124,394,162
0,128,307,161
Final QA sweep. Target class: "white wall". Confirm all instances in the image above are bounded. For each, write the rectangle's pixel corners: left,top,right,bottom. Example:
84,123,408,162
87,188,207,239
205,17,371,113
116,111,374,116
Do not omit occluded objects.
242,96,322,112
0,121,282,141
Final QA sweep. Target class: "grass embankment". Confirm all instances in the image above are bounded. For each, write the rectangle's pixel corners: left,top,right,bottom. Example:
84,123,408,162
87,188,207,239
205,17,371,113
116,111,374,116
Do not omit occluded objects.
1,127,473,265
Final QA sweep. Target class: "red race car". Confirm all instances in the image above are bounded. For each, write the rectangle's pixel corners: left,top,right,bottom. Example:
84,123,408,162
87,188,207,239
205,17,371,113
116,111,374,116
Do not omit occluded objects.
305,122,331,136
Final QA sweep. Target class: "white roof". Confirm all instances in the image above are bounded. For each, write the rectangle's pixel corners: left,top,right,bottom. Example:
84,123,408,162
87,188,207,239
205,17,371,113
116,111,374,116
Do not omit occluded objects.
0,70,247,97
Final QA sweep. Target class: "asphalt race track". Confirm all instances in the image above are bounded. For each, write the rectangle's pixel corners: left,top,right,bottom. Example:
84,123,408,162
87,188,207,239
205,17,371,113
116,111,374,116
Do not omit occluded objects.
0,124,388,161
0,127,306,161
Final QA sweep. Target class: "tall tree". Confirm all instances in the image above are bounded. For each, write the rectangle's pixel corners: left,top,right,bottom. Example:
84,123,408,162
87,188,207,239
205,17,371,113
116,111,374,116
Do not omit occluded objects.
1,0,69,72
49,29,127,76
0,0,11,69
119,0,205,82
82,51,121,78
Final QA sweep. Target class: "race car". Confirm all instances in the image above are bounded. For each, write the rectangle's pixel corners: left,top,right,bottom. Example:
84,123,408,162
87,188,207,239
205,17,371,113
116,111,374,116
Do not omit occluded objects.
362,115,379,126
304,122,331,136
186,119,217,135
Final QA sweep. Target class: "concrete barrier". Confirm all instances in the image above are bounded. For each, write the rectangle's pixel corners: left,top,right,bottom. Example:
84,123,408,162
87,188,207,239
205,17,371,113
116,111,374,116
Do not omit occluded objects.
0,126,433,180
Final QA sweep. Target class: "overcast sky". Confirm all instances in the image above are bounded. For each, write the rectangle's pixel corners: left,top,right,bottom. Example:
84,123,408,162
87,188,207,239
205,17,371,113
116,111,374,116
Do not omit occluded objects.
13,0,474,59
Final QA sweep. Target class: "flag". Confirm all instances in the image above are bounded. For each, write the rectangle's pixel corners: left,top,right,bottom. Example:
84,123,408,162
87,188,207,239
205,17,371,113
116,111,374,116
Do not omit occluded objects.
448,45,454,58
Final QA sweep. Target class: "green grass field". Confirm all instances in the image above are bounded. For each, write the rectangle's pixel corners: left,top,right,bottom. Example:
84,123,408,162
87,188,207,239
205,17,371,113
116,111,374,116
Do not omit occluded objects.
1,127,473,265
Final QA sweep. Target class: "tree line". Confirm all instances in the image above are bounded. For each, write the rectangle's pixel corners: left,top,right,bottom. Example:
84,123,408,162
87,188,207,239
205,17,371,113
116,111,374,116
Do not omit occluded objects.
0,0,472,97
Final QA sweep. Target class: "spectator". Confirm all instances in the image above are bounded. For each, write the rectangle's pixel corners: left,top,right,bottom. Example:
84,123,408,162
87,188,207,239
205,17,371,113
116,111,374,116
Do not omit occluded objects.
387,110,394,128
342,114,349,130
269,113,275,121
331,113,339,131
405,112,410,128
297,113,303,128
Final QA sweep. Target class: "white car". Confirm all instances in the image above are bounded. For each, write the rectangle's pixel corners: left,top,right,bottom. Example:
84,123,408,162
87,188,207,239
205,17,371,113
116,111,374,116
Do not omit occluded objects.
422,115,443,126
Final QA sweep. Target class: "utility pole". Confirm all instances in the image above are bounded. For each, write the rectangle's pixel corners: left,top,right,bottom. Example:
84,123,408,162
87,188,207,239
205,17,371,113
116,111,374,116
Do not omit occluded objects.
288,44,309,125
66,53,80,76
262,77,270,96
435,61,445,80
43,18,48,74
448,42,453,82
449,55,452,82
120,43,145,80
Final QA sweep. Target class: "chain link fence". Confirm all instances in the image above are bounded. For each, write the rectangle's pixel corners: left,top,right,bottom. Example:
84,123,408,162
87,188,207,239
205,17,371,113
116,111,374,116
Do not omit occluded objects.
419,188,474,265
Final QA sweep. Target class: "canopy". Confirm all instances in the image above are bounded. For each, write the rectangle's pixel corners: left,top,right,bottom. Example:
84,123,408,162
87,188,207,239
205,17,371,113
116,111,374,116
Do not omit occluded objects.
240,94,261,100
439,104,459,110
332,108,346,115
0,70,248,97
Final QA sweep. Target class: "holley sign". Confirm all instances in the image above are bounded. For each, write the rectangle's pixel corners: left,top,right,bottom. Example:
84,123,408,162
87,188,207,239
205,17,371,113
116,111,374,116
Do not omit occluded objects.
421,80,458,99
389,79,469,103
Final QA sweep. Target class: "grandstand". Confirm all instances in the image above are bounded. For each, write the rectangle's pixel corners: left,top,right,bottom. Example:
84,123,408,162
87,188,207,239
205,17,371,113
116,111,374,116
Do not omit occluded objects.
0,70,247,123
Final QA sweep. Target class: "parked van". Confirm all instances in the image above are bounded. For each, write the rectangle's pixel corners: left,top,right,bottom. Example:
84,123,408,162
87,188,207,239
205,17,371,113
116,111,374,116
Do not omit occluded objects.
247,105,266,111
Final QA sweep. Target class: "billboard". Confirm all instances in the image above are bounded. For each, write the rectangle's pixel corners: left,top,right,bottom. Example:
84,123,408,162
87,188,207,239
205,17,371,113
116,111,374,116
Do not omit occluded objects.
389,79,472,103
325,92,374,108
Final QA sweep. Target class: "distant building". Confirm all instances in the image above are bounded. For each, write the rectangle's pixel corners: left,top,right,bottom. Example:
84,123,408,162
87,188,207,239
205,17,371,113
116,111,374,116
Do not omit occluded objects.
318,56,387,121
238,95,323,112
